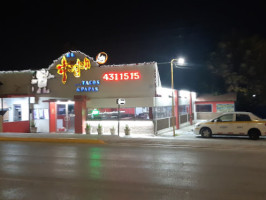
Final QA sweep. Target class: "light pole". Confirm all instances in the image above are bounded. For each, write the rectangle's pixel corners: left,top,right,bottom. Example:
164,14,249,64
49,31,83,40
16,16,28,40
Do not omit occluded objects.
171,57,185,136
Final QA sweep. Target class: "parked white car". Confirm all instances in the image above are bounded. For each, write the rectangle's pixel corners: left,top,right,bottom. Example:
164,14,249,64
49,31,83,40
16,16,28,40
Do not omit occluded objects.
194,112,266,140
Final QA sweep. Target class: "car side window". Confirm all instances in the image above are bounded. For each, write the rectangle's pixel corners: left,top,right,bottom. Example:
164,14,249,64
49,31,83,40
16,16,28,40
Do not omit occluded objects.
217,114,234,122
236,114,251,121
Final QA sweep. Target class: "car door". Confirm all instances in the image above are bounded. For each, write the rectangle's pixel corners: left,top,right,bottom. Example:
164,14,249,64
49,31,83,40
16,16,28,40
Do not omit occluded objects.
234,114,251,135
213,113,234,134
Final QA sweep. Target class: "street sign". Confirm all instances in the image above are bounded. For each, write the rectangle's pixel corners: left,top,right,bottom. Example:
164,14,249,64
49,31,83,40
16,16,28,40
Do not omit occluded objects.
116,98,125,136
116,98,126,105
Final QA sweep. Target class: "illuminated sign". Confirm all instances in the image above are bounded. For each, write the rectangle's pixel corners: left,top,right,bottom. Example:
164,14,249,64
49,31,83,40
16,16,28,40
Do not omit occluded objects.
31,68,55,93
217,104,234,113
96,52,108,64
66,52,75,58
56,55,91,84
91,109,100,115
76,80,100,92
116,98,126,105
102,71,141,81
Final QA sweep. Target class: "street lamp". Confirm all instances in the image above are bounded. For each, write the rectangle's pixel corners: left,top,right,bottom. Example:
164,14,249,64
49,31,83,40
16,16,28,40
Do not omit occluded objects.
171,57,185,136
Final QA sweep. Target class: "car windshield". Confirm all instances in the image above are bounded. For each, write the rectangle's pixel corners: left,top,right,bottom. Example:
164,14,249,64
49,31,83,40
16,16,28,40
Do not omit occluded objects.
250,113,262,121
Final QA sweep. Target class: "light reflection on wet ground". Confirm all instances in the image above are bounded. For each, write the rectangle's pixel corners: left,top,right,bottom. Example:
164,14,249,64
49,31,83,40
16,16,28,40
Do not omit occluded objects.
0,142,266,200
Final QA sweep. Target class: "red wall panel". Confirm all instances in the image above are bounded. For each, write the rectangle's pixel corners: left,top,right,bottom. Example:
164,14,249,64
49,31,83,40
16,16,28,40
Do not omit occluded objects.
74,96,87,134
49,102,56,132
3,121,30,133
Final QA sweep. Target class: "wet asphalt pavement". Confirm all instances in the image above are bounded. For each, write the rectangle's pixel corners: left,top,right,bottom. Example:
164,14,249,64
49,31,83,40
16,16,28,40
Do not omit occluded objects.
1,136,266,200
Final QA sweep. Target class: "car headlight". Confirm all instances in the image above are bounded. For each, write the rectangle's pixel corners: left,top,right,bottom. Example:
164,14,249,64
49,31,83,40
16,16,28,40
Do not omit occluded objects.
195,123,202,128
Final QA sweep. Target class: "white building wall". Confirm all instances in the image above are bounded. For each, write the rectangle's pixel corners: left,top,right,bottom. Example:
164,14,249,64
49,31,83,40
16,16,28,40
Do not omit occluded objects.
87,97,154,108
178,90,191,105
155,87,173,107
155,97,172,107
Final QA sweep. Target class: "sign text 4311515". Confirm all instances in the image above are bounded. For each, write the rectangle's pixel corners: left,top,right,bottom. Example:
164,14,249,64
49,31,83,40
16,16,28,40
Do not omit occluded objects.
102,71,140,81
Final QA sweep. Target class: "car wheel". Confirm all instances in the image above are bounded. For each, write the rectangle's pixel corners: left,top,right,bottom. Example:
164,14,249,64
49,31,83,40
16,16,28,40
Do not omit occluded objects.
248,129,260,140
200,127,212,138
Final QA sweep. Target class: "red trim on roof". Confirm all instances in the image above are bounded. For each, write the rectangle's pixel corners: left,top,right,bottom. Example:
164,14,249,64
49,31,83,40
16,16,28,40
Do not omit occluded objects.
0,94,34,98
42,99,68,102
196,93,237,102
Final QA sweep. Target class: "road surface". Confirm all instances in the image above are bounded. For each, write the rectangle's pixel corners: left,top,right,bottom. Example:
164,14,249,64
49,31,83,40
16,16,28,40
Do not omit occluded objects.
0,141,266,200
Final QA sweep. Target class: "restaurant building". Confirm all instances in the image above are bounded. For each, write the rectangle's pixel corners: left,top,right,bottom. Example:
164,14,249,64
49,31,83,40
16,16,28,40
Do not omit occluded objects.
0,51,196,135
195,93,236,120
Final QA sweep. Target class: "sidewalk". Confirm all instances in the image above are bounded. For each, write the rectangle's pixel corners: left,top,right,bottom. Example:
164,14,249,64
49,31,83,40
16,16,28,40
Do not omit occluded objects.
0,124,195,143
158,124,195,138
2,125,266,151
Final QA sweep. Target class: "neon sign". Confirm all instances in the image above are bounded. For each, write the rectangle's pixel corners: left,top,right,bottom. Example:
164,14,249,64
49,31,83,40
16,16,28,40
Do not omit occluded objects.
102,71,141,81
31,69,54,93
56,55,91,84
76,80,100,92
96,52,108,64
91,109,100,115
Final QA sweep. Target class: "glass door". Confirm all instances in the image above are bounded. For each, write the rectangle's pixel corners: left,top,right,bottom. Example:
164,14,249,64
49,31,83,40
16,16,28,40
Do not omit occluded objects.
56,102,75,133
67,104,75,132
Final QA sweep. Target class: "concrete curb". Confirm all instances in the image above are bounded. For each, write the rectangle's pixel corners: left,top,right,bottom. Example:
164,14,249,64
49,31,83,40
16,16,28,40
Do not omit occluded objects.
0,137,106,144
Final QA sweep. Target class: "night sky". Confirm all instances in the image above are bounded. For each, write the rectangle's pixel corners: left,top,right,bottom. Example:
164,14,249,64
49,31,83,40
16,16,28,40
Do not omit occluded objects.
1,0,266,90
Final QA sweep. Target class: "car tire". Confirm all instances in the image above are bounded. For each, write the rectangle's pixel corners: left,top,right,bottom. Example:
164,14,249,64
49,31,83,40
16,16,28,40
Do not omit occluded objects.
200,127,212,138
248,129,260,140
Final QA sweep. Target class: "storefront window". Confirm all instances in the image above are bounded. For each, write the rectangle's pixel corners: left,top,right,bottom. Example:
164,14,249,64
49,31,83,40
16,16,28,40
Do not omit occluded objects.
153,106,172,119
179,105,189,115
33,108,49,120
0,97,29,122
87,107,150,120
57,104,66,115
196,104,212,112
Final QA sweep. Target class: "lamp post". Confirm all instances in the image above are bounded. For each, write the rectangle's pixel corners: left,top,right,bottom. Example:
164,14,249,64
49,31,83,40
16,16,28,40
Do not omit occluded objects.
171,57,185,136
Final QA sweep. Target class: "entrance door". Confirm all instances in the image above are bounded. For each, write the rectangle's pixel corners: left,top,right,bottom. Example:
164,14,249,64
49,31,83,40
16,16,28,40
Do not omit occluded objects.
56,103,75,133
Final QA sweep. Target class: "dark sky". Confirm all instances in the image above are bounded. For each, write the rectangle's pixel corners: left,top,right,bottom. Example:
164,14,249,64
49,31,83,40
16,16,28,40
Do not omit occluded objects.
1,0,266,89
